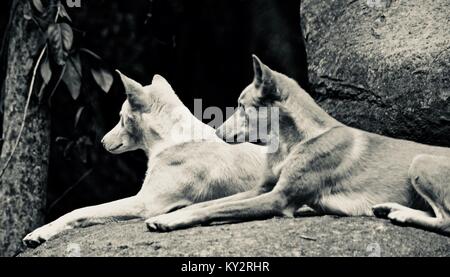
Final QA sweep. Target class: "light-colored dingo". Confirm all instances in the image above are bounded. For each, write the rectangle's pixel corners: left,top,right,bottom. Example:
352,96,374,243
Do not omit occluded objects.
23,72,266,247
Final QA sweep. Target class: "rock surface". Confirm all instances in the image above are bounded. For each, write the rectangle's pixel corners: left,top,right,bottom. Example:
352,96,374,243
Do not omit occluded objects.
300,0,450,147
20,216,450,257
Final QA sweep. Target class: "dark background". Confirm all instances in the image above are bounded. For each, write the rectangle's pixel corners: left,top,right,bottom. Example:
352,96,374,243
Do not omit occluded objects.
0,0,307,221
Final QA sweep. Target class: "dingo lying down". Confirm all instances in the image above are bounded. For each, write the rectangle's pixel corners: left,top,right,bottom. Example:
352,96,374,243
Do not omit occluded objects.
23,72,267,247
145,55,450,236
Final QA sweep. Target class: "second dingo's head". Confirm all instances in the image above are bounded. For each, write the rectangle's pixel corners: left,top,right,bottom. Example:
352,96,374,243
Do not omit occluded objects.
216,55,284,148
217,55,338,151
101,72,183,154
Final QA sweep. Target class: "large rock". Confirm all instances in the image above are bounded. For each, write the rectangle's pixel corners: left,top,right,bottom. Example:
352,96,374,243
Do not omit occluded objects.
300,0,450,146
20,217,450,257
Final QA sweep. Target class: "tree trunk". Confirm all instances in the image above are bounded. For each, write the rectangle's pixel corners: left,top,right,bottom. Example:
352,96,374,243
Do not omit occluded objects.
0,0,51,256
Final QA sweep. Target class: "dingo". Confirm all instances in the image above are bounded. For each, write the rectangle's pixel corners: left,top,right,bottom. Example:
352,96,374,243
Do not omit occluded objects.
23,72,266,247
145,55,450,236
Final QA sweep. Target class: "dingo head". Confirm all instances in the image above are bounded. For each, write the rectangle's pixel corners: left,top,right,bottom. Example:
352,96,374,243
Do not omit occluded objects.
217,55,338,150
216,55,283,149
101,72,185,155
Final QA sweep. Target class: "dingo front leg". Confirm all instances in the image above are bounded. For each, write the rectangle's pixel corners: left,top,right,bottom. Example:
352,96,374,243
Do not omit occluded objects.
23,196,146,248
178,188,266,212
146,190,289,232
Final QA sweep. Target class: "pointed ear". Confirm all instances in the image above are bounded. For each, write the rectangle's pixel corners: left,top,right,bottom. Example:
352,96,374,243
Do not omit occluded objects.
116,70,145,109
252,55,275,87
152,74,171,88
252,55,264,86
251,55,279,99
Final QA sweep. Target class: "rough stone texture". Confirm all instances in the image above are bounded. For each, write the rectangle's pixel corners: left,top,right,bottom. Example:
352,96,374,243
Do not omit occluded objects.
300,0,450,147
19,217,450,257
0,0,54,257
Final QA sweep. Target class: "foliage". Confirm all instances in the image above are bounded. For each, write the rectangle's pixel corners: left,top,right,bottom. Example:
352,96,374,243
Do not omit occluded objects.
28,0,115,170
28,0,113,103
1,0,117,195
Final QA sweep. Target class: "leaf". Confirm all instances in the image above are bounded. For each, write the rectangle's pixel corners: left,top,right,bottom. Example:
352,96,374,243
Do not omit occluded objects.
37,82,46,103
60,23,73,51
79,48,102,60
24,2,33,20
74,106,84,129
48,64,67,107
55,137,70,143
69,53,82,77
91,67,114,93
58,2,72,22
32,0,44,13
37,56,52,103
62,54,82,100
63,140,75,159
47,23,74,65
40,57,52,84
80,48,114,93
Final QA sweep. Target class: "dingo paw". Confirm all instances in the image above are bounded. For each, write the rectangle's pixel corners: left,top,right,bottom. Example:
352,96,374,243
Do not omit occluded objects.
372,203,408,218
145,215,175,232
372,203,421,225
386,210,413,224
145,212,195,232
22,225,58,248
